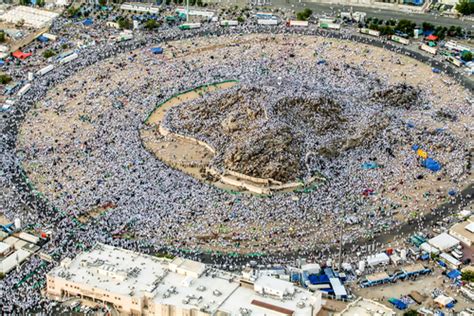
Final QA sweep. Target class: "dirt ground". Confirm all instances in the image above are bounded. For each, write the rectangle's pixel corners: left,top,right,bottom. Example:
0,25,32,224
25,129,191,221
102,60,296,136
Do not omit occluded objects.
352,269,473,314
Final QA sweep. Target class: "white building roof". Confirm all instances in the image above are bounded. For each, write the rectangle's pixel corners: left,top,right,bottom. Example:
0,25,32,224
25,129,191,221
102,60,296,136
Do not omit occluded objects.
428,233,460,251
254,274,295,296
48,243,321,315
466,222,474,233
0,249,31,274
440,252,461,267
434,294,454,306
367,253,390,266
420,242,440,254
0,6,59,28
0,241,10,254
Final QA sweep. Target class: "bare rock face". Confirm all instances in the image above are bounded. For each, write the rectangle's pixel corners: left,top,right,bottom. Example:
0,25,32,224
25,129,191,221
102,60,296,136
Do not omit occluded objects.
164,81,424,183
275,96,345,132
371,83,421,109
223,124,302,182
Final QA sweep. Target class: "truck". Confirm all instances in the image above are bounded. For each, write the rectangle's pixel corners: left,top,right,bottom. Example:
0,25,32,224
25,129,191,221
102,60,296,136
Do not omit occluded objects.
36,64,54,76
319,22,341,30
287,20,308,27
257,19,278,25
359,28,380,37
59,53,78,64
446,56,462,67
444,41,472,53
420,44,437,55
255,12,274,19
17,83,31,97
220,20,239,27
179,23,201,30
391,35,410,45
42,33,57,41
113,32,134,42
19,232,40,244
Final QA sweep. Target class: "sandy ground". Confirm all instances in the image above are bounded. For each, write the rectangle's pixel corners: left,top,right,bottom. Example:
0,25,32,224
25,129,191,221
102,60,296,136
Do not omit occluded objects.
353,269,473,314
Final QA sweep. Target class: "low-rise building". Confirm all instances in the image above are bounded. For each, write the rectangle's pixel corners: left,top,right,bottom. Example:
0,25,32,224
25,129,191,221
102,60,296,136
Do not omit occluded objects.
428,233,460,252
46,243,322,316
449,216,474,246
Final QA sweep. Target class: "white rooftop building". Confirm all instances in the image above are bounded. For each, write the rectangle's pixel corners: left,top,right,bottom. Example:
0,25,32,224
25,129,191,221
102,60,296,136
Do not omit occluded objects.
366,253,390,267
428,233,460,251
0,6,59,28
46,243,322,315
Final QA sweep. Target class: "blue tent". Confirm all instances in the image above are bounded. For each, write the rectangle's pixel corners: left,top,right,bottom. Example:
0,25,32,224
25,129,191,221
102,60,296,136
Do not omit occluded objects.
362,162,378,170
447,269,461,279
412,144,420,151
317,60,326,65
82,18,93,26
308,274,330,285
150,47,163,54
37,35,49,43
423,158,441,172
0,60,4,66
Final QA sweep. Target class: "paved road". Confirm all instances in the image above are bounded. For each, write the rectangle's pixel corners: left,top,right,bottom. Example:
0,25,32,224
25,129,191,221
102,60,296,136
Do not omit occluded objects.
221,0,474,28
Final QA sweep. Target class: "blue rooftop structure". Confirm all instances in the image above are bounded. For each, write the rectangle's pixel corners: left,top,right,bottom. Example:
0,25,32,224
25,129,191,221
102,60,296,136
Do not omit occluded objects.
82,18,93,26
151,47,163,54
308,274,330,285
37,35,49,43
447,269,461,279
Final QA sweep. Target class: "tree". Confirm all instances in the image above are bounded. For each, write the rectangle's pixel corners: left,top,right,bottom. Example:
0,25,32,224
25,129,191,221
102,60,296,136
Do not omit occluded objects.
37,0,45,7
43,49,56,58
403,311,419,316
117,17,132,29
461,270,474,282
99,0,107,6
456,0,474,16
165,0,171,4
0,31,5,43
395,19,416,35
462,51,473,62
237,16,245,23
296,8,312,21
144,19,159,30
0,74,12,85
422,22,434,31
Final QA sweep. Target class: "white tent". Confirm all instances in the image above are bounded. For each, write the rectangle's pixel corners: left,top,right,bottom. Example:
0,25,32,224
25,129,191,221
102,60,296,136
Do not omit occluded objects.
428,233,460,251
367,253,390,267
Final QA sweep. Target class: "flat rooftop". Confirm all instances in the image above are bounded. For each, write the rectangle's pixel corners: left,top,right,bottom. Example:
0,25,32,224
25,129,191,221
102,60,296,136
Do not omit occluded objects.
450,217,474,244
48,243,320,314
402,263,427,274
366,272,390,282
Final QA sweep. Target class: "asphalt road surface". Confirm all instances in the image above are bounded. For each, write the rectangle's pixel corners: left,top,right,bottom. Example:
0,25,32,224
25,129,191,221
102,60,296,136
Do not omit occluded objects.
224,0,474,29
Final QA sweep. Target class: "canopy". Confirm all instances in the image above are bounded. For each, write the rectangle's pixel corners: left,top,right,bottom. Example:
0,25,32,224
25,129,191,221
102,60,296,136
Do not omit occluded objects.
37,35,49,43
446,269,461,279
12,50,32,60
362,162,378,170
150,47,163,54
417,149,428,159
426,34,438,41
82,18,93,26
423,158,441,172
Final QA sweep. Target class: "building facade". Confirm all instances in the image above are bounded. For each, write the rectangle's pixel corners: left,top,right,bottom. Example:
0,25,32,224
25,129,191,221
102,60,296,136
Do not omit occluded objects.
46,243,322,315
